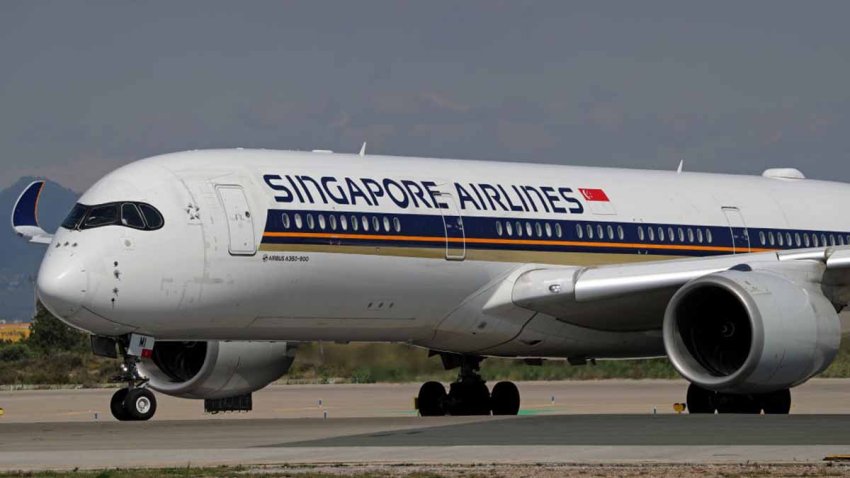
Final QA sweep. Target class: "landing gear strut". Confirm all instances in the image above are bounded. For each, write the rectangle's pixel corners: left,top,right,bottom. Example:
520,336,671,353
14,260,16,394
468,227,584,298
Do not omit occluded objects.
109,347,157,421
686,383,791,414
417,354,520,416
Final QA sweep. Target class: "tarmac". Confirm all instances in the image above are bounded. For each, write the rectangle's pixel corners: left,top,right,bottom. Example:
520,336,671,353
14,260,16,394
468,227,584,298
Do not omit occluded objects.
2,379,850,470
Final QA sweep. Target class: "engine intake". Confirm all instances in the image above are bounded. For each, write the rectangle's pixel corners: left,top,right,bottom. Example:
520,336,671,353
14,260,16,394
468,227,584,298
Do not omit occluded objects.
138,341,296,399
663,270,840,393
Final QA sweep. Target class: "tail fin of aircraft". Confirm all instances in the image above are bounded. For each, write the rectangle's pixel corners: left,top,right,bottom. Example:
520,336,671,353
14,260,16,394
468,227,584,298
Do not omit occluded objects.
11,180,53,244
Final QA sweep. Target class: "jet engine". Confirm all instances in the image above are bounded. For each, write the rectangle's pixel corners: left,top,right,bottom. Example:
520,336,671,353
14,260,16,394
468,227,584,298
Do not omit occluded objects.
663,270,840,394
137,341,296,399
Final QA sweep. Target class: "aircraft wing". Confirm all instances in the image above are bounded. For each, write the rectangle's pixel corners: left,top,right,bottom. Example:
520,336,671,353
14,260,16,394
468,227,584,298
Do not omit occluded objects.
11,180,53,244
509,247,850,330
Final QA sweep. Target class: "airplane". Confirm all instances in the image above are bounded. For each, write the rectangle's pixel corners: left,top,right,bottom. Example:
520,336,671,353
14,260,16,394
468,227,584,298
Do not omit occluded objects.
10,148,850,420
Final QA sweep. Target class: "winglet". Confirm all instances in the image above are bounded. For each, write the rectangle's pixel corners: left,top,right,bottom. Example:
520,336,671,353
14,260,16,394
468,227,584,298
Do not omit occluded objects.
11,180,53,244
359,141,367,157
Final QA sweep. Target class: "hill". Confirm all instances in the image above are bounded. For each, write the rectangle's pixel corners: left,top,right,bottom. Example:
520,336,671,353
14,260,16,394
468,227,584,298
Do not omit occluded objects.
0,178,78,321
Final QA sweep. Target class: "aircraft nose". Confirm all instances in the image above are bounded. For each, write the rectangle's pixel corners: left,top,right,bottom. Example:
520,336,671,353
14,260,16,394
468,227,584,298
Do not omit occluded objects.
36,259,88,318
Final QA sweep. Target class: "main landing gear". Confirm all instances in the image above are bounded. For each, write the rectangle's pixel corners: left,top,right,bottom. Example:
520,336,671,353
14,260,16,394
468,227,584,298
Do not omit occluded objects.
417,355,520,416
686,383,791,414
109,352,157,421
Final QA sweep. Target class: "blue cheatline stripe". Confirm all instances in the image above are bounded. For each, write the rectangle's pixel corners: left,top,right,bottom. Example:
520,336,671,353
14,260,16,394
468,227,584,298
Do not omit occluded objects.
260,209,850,258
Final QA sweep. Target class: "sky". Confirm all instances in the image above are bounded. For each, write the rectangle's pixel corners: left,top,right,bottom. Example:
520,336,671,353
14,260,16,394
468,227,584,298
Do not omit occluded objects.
2,1,850,192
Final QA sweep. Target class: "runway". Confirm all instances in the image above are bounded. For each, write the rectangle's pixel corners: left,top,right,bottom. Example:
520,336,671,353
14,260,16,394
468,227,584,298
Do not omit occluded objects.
2,379,850,471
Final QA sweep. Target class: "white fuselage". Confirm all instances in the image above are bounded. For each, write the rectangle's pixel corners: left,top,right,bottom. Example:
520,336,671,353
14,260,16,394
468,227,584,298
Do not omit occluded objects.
36,149,850,360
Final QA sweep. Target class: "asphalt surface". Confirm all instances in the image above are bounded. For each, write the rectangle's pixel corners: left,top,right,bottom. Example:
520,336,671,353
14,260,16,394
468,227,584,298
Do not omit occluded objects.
3,380,850,470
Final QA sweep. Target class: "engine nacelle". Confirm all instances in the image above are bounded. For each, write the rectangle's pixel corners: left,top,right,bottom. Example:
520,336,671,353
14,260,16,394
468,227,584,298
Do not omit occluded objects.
663,270,840,394
138,341,296,399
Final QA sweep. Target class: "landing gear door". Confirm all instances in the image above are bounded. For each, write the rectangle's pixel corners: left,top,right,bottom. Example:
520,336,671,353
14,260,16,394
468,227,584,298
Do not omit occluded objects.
216,185,256,256
436,192,466,261
722,206,750,254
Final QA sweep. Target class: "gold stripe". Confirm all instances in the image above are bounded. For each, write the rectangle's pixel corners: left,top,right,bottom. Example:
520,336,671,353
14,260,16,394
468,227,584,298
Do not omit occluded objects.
259,243,681,265
262,230,772,254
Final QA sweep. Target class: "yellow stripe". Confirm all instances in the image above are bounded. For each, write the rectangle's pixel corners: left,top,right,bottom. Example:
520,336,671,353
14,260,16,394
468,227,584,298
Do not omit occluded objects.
262,231,773,254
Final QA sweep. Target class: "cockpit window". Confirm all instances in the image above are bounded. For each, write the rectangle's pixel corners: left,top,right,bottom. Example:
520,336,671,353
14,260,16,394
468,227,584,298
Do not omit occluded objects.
61,204,88,230
121,203,146,229
138,204,164,230
82,204,120,229
61,202,165,231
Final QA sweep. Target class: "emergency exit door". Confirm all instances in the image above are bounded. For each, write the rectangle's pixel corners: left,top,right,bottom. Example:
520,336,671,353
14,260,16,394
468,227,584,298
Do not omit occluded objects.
217,185,256,256
435,192,466,261
722,206,750,254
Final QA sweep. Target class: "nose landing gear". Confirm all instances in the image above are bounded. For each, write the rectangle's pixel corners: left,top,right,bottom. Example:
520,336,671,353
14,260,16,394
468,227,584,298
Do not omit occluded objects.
109,343,157,421
417,354,520,416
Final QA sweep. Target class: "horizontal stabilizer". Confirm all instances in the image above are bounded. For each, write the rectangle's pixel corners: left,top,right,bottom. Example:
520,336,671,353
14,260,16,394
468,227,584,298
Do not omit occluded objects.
11,180,53,244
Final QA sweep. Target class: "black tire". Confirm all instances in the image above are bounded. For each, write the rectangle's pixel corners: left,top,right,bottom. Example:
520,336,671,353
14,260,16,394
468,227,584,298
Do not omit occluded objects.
448,380,491,416
110,388,131,421
418,381,447,417
125,388,157,421
715,393,761,414
490,381,520,415
686,383,716,414
758,389,791,414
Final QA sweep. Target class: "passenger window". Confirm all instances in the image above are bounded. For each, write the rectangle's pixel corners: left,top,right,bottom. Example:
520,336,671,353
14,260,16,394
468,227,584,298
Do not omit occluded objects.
795,233,802,247
804,234,811,247
706,229,712,243
821,234,828,247
769,232,775,246
555,223,562,238
516,221,523,237
607,225,614,240
785,233,792,246
82,204,120,229
121,203,145,229
648,227,655,241
668,227,675,242
372,216,380,232
535,222,542,237
306,214,315,229
351,215,359,231
777,232,784,247
576,224,583,239
383,216,391,232
496,221,504,236
294,213,303,229
587,224,594,239
318,214,327,230
678,228,684,242
597,224,604,239
545,223,552,238
360,216,368,231
526,222,533,237
506,221,513,236
393,217,401,233
281,213,291,229
759,231,766,246
617,225,624,241
138,204,163,230
687,228,694,243
638,226,645,241
340,215,348,231
697,229,703,243
329,215,337,231
658,227,665,242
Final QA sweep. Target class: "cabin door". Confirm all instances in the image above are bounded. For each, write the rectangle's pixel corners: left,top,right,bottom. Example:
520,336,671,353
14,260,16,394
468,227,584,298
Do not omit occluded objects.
216,185,257,256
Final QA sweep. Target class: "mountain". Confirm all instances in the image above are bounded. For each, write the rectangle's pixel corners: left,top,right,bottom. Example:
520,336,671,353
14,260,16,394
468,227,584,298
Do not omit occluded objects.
1,177,78,321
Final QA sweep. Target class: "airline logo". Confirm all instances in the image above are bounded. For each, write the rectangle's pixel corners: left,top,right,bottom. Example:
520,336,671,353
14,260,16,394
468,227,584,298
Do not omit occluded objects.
579,188,610,202
263,174,600,216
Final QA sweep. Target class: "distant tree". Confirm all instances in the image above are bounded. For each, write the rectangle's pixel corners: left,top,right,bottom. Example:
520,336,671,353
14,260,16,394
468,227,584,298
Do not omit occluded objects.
25,302,88,355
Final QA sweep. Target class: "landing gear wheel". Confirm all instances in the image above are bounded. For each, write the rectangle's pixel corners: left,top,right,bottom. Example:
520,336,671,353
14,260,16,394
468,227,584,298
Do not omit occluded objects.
758,389,791,414
125,388,157,421
686,384,716,414
715,393,761,414
490,381,520,415
418,381,447,417
448,380,491,416
110,388,131,421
